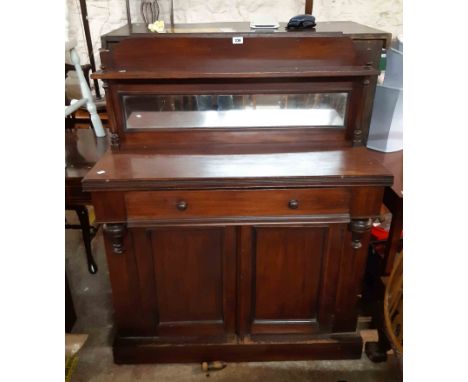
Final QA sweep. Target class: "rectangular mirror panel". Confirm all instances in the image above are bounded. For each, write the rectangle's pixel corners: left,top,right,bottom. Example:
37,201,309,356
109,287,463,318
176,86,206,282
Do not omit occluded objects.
124,93,348,129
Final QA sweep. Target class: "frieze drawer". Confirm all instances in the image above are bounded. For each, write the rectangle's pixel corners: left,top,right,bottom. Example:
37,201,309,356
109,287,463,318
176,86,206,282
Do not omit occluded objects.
125,188,350,221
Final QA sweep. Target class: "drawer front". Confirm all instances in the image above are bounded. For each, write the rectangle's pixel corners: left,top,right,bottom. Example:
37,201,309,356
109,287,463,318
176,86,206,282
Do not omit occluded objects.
125,188,350,221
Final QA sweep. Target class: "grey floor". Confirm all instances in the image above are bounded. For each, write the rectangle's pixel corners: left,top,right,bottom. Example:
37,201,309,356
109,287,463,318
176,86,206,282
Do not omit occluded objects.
66,221,402,382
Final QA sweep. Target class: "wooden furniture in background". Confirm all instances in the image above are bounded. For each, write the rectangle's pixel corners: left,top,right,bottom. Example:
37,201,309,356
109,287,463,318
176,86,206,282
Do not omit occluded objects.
367,149,403,275
85,27,393,363
66,128,109,273
384,251,403,364
363,149,402,362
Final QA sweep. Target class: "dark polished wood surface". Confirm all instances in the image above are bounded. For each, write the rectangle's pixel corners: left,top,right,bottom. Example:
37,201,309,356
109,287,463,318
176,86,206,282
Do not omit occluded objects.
98,22,390,153
87,25,394,363
95,34,375,79
101,21,391,49
83,147,392,191
366,149,403,198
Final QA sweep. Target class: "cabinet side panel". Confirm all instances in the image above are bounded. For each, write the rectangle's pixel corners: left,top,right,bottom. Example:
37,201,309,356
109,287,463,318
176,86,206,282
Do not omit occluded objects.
92,192,126,222
350,187,385,217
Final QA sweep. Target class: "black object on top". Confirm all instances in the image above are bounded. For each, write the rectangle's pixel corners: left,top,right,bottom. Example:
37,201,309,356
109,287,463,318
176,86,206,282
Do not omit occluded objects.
286,14,316,30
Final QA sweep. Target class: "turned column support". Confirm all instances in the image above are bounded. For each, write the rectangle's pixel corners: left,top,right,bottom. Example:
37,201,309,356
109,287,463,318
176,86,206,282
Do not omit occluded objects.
110,132,120,150
350,218,372,249
352,77,371,147
103,223,126,254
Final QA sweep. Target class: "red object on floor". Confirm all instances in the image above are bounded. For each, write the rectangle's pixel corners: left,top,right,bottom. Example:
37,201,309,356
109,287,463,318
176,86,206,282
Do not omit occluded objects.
371,226,403,241
371,226,390,241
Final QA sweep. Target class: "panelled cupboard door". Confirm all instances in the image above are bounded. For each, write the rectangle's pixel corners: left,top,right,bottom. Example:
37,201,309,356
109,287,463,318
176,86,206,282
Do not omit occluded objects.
131,226,237,340
238,224,346,338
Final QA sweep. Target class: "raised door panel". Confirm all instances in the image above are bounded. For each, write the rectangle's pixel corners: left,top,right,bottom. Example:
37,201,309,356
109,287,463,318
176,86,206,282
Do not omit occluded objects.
239,224,345,337
255,227,324,320
132,226,236,340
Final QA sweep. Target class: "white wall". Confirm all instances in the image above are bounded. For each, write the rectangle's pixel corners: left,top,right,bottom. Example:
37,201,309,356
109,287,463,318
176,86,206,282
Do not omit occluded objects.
66,0,402,84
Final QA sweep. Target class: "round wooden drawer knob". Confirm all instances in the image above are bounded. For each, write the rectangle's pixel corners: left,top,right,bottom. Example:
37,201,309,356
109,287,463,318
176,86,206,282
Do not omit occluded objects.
176,200,188,211
288,199,299,209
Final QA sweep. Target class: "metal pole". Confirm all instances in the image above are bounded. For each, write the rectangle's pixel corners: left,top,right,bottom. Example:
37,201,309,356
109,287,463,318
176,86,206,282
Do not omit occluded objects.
126,0,132,28
79,0,102,99
170,0,174,30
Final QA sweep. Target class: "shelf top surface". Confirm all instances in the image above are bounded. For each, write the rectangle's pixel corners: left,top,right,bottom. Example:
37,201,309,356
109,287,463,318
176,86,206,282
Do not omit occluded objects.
82,147,393,190
102,21,391,43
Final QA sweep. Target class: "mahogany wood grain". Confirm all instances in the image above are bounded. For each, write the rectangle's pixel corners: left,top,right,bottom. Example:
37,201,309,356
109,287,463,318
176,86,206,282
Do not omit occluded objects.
94,32,383,150
317,224,345,330
366,150,403,198
237,226,252,340
113,334,362,363
237,223,350,337
86,22,394,363
333,220,373,332
250,226,325,335
91,191,126,222
131,228,158,335
125,188,349,221
152,228,222,321
128,226,238,338
97,36,360,76
102,227,149,335
83,147,393,191
96,67,378,80
100,21,391,50
350,187,385,217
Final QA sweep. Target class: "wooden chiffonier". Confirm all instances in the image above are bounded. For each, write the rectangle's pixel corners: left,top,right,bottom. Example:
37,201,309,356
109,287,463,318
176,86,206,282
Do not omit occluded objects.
84,30,393,363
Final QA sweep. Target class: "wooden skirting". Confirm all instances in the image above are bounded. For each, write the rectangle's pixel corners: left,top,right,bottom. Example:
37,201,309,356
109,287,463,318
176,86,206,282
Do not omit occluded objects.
113,334,363,364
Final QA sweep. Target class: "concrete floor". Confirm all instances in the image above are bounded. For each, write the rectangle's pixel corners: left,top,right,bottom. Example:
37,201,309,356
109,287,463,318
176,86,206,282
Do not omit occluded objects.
66,223,402,382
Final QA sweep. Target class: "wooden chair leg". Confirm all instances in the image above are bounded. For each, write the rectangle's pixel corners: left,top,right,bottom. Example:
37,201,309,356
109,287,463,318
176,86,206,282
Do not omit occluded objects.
365,301,392,362
75,206,98,274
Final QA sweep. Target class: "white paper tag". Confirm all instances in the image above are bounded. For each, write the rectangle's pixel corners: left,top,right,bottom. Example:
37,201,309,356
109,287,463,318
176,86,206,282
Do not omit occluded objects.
232,36,243,45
